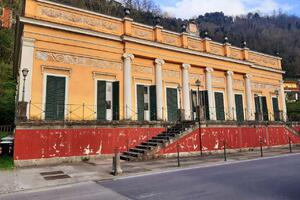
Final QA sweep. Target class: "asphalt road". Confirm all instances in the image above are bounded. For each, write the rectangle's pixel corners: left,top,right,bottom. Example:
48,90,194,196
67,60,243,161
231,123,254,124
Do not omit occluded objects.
2,154,300,200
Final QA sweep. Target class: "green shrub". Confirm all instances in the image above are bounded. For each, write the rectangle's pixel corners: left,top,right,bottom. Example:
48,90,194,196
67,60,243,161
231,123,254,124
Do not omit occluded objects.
0,156,14,170
287,101,300,122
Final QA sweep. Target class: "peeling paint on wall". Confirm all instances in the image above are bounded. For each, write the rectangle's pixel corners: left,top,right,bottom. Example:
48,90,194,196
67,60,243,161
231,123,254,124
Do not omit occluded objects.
14,127,165,161
159,126,300,154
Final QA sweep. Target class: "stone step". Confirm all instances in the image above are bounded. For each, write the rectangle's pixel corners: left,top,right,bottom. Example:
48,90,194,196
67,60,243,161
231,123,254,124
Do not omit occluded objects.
152,136,172,140
158,133,176,137
148,139,165,143
136,145,153,150
123,151,140,157
130,148,147,153
120,155,131,161
141,142,159,146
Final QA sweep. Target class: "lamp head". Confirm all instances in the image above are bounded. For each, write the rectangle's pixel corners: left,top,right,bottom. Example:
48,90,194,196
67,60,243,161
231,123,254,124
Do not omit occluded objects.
177,85,182,92
195,79,201,87
22,68,29,78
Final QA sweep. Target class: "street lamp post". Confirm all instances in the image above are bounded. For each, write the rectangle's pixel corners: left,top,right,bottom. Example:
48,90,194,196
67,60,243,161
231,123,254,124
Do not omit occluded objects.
177,85,182,121
21,68,29,102
195,79,203,157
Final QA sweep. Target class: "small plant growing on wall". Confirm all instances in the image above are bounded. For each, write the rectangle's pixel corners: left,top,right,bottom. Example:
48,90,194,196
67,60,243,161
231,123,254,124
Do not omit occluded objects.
81,157,90,162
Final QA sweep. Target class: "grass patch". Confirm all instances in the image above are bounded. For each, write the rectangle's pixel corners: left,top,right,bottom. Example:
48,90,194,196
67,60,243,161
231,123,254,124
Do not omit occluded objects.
0,156,14,170
0,131,9,139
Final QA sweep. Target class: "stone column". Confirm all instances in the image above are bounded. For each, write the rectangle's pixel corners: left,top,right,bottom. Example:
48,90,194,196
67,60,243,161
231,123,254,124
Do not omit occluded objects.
123,53,134,120
205,67,216,120
18,37,35,118
155,59,165,120
182,64,191,120
226,71,234,120
280,80,287,121
244,74,253,120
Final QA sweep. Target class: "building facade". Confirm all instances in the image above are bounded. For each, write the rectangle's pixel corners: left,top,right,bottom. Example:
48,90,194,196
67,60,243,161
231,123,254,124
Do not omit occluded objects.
13,0,299,166
16,0,287,124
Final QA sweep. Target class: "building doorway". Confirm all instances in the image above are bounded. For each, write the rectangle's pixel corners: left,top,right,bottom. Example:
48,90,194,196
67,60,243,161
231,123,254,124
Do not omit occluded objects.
234,94,244,121
97,80,119,121
166,87,179,122
45,75,66,120
136,85,156,121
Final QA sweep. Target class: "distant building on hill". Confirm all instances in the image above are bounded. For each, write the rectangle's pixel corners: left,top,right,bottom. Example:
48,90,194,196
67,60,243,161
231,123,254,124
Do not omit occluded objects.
284,79,300,103
0,7,12,29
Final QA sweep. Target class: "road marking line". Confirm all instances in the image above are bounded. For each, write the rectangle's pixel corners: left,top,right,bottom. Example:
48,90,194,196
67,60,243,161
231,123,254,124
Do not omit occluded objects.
114,153,300,181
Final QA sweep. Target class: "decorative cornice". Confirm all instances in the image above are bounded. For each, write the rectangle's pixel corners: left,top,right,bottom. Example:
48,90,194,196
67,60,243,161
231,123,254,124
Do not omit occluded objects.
20,17,122,42
20,17,285,75
123,17,133,22
37,0,123,22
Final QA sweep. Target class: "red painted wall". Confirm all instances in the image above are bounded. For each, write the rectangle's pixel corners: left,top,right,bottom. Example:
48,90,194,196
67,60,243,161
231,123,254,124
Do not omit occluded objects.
14,126,300,161
159,126,300,154
14,127,164,160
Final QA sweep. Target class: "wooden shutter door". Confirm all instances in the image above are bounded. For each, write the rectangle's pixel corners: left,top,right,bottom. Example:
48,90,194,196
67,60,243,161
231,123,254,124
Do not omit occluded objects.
137,85,144,121
201,90,210,120
112,81,119,120
272,97,280,121
149,85,157,121
45,76,65,120
254,96,261,121
97,81,106,120
235,94,244,121
215,92,225,120
167,88,178,122
261,96,269,121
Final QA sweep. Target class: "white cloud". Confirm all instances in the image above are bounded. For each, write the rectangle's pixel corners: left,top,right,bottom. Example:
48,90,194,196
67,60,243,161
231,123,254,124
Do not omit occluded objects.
162,0,293,19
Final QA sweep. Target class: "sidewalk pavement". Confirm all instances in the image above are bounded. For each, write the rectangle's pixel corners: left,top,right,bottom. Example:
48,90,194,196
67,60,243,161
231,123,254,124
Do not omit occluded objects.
1,146,299,195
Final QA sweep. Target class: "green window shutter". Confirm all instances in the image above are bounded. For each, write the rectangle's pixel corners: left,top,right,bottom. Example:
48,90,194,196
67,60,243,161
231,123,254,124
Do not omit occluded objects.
254,96,261,120
97,81,106,120
112,81,119,120
167,88,178,122
272,97,280,121
201,90,210,120
149,85,157,121
235,94,244,122
45,76,66,120
261,96,269,121
137,85,145,121
215,92,225,120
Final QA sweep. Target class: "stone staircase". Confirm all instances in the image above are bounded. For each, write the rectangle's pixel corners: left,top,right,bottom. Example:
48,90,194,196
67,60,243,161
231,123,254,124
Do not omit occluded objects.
284,124,300,136
120,121,196,161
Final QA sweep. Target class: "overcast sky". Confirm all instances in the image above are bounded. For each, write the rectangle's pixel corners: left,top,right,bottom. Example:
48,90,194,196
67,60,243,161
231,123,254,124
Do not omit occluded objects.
154,0,300,18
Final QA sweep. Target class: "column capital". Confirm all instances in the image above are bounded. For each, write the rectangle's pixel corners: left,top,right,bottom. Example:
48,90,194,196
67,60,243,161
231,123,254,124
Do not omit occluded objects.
226,70,234,76
279,80,284,85
244,74,252,79
155,58,165,65
182,63,191,70
22,37,35,48
123,53,134,60
205,67,214,73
